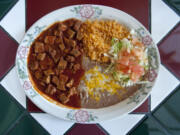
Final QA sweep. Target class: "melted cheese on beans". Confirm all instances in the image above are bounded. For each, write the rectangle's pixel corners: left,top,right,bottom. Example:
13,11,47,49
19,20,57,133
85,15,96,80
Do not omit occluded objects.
82,66,124,101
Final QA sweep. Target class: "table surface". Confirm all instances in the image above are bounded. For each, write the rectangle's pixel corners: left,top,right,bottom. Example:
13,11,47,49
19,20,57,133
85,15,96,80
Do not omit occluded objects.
0,0,179,135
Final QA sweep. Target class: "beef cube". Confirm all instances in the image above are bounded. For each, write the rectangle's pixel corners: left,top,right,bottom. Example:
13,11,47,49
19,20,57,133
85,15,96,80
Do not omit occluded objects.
69,63,74,69
37,53,46,61
64,19,74,27
40,56,54,70
58,57,67,70
69,40,77,48
70,48,81,57
55,37,62,44
65,55,75,62
59,93,69,104
53,54,60,64
53,30,59,36
40,81,46,86
65,29,75,39
45,84,57,95
76,31,84,40
57,74,68,91
68,87,78,97
29,61,39,70
52,76,59,86
34,70,42,79
59,43,65,51
73,20,82,31
44,36,56,45
66,79,74,88
55,31,63,44
60,74,68,83
58,23,67,31
43,75,51,84
34,42,45,53
49,49,56,58
64,37,76,47
64,48,70,54
73,64,80,72
44,69,55,76
55,68,63,76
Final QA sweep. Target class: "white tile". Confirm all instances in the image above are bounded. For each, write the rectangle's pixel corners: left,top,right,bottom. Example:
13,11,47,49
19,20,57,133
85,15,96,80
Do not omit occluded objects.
0,0,25,43
151,65,180,111
0,67,26,108
151,0,179,44
100,114,145,135
31,113,74,135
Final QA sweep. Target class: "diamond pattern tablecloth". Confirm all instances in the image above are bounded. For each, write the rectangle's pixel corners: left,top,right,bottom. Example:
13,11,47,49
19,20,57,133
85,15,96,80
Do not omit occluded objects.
0,0,179,135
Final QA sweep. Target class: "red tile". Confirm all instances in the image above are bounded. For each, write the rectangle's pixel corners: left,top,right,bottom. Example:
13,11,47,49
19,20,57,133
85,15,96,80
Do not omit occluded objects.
133,98,149,113
158,23,180,80
0,27,18,78
27,0,149,30
66,124,107,135
27,98,44,112
26,0,149,113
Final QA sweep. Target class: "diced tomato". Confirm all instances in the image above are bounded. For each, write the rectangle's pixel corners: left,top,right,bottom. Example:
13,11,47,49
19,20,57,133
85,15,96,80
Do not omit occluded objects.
117,57,129,66
131,48,143,58
130,72,141,82
115,64,129,74
130,64,145,76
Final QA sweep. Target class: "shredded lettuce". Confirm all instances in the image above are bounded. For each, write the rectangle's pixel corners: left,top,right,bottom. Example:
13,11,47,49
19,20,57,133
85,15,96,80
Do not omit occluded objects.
110,38,122,55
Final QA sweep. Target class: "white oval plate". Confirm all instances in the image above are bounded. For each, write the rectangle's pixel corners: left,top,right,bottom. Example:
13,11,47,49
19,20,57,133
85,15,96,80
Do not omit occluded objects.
16,4,160,123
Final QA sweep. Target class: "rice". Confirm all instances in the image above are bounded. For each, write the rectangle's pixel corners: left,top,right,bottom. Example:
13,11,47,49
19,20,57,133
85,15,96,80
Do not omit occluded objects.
80,19,130,62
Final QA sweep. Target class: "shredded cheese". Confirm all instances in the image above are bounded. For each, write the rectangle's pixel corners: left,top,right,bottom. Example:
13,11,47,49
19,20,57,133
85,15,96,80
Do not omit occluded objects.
82,66,124,101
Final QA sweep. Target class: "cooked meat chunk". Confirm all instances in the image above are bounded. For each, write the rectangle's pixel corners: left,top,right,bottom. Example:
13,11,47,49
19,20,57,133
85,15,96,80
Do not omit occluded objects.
59,43,65,51
44,69,55,76
40,81,46,86
58,57,67,70
66,79,74,88
64,19,74,27
34,70,42,79
44,36,56,45
68,87,78,97
59,74,69,83
29,61,39,70
40,56,54,70
73,20,82,31
55,69,63,76
57,74,69,91
64,48,70,53
49,49,56,58
55,37,62,44
37,53,46,61
52,76,59,86
76,31,84,40
65,29,75,39
45,84,57,95
70,48,81,57
65,55,75,62
69,63,74,69
58,23,67,31
64,37,77,48
59,93,69,104
34,42,45,53
43,75,51,84
53,30,59,36
69,40,77,48
73,64,80,72
53,54,60,64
